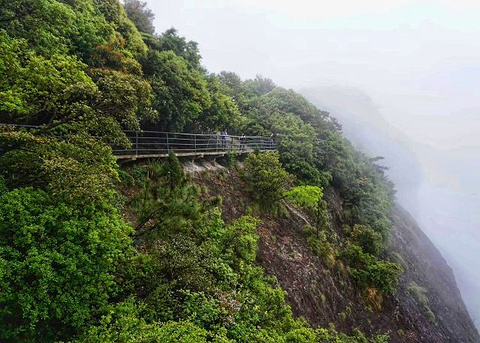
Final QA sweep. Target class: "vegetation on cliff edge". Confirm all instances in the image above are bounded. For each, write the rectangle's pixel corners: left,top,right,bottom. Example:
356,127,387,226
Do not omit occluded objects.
0,0,397,341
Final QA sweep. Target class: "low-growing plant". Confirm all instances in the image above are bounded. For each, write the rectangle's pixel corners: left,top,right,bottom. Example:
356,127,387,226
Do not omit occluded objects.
407,282,436,323
391,252,408,269
304,226,336,268
348,224,383,256
286,185,330,234
342,244,403,298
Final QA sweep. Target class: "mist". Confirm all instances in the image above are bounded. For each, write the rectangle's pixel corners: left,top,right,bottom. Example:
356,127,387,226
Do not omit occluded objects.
146,0,480,328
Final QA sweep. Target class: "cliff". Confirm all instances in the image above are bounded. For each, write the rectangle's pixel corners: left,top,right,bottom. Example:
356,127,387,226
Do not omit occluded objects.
192,163,480,342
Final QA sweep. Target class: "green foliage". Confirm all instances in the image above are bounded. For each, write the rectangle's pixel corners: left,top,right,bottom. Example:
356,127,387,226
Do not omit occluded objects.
0,129,119,204
193,74,244,132
76,299,226,343
0,0,402,341
123,0,155,34
259,87,326,127
286,186,335,266
304,227,336,268
348,224,383,256
407,282,436,323
287,185,323,207
90,67,156,130
316,327,389,343
249,97,323,185
317,131,394,238
163,152,186,189
242,75,276,97
149,28,203,68
390,252,407,269
407,282,428,307
0,0,114,58
216,72,394,242
122,170,315,341
93,0,148,56
0,32,152,144
0,33,96,122
287,186,329,232
127,153,217,237
242,151,293,208
0,187,133,342
342,245,402,296
142,50,211,131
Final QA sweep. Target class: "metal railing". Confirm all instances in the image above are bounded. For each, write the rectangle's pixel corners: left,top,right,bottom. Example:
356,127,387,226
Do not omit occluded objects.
0,124,277,158
113,130,277,159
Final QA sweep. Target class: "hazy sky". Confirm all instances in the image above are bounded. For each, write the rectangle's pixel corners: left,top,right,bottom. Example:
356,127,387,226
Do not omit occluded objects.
146,0,480,327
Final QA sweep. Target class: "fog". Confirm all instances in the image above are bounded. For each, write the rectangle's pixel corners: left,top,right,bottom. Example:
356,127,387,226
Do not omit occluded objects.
146,0,480,328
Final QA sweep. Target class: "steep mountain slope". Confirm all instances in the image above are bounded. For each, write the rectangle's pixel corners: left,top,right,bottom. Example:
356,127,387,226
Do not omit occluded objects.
192,164,480,343
390,205,479,342
1,1,478,341
302,86,480,331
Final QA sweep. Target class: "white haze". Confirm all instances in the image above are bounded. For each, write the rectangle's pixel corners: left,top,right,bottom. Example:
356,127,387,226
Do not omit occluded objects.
146,0,480,328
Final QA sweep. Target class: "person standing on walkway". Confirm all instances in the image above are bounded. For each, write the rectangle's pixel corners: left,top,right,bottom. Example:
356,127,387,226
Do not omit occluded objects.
240,133,246,151
221,130,228,149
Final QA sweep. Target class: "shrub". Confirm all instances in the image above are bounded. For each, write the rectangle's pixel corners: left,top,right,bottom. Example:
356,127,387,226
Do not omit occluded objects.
286,185,330,233
342,244,402,297
348,224,383,256
303,226,336,268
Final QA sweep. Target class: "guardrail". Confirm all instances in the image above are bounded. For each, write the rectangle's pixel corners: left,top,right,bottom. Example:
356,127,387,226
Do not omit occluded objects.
113,130,277,159
0,124,277,159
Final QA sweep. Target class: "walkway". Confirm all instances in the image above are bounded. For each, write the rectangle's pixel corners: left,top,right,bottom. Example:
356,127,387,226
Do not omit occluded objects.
0,124,277,159
114,130,277,160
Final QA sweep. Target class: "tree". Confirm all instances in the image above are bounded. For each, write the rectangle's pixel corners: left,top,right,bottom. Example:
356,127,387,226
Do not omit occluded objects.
242,75,276,97
78,301,215,343
0,32,96,125
151,28,202,68
123,0,155,34
0,0,114,59
129,153,216,236
89,68,156,131
342,245,402,296
0,187,133,342
141,50,211,131
242,152,293,207
191,74,244,132
0,129,119,204
0,32,154,145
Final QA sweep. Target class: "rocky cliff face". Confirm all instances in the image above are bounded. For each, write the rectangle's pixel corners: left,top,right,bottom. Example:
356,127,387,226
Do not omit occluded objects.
389,205,480,342
192,164,479,342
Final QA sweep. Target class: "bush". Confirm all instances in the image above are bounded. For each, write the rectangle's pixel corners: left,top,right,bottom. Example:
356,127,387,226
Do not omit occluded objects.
342,244,402,296
348,224,383,256
287,185,330,233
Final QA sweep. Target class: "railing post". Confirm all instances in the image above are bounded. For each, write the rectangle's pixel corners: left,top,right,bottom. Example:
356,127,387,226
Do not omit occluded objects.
194,134,197,152
135,131,139,157
166,132,169,153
